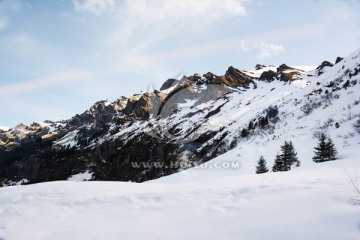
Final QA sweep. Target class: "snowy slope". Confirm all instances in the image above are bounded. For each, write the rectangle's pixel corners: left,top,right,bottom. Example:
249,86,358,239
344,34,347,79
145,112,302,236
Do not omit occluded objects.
0,158,359,240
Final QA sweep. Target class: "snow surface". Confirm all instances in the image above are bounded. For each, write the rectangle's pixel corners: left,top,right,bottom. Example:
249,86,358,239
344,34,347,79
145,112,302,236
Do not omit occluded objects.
67,171,93,182
0,126,9,131
0,158,359,240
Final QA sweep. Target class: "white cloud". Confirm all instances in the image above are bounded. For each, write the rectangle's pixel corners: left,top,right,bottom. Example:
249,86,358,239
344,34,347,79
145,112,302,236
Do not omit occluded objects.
0,70,91,96
75,0,246,18
119,0,246,21
253,42,285,59
120,40,286,67
74,0,247,51
74,0,115,15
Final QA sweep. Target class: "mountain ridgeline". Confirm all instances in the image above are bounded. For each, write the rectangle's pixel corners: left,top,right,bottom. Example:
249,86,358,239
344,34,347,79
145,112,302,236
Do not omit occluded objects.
1,49,360,185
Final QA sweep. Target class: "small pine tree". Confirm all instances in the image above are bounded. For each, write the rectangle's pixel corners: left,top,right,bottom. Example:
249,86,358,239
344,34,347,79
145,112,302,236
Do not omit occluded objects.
288,141,300,168
326,137,338,161
282,141,299,170
273,141,300,171
313,133,327,163
272,153,283,172
313,134,338,162
256,156,269,174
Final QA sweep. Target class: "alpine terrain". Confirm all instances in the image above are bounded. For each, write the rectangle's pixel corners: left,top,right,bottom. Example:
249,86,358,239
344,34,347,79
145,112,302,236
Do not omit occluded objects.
0,49,360,240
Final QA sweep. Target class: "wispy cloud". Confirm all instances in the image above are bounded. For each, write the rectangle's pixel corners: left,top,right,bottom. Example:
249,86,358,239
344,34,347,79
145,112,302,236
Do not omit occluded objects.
253,42,285,60
74,0,115,15
75,0,246,18
114,6,354,68
74,0,248,54
0,70,91,96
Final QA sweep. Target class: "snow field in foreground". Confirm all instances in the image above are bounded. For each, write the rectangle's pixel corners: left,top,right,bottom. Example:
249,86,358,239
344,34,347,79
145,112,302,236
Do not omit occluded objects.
0,157,359,240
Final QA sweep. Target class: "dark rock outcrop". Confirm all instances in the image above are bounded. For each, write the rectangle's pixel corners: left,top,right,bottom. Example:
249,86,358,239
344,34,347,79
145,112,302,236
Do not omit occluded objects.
255,64,266,70
276,65,300,81
335,57,343,64
204,66,252,87
160,78,179,91
316,61,334,76
277,64,294,74
259,70,277,81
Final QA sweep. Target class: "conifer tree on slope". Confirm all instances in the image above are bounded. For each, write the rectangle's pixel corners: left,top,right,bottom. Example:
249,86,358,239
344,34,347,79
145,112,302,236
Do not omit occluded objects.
313,133,328,163
313,134,338,162
282,141,300,170
326,137,338,161
272,153,283,172
256,155,269,174
273,141,300,171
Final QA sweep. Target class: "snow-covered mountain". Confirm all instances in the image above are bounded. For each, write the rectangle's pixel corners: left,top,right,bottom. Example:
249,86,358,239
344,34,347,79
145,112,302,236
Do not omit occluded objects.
0,49,360,240
0,49,359,186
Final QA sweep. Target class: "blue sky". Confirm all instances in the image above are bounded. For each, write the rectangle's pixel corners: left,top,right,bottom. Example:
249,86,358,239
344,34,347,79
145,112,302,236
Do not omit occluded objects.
0,0,359,127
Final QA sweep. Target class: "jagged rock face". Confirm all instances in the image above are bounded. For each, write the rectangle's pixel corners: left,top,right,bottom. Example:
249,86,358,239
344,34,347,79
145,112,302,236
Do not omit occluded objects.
223,66,252,86
0,123,52,150
203,72,216,82
204,66,252,87
187,73,202,82
122,94,142,116
121,92,168,120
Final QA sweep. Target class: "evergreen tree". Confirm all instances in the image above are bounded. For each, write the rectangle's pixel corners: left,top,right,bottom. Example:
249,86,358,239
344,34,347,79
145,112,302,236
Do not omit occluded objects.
288,141,300,168
313,133,327,163
325,137,338,161
256,156,269,174
272,153,283,172
313,134,338,162
282,141,299,170
273,141,300,171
